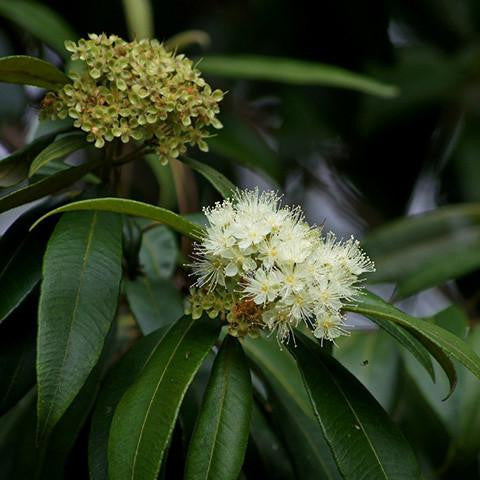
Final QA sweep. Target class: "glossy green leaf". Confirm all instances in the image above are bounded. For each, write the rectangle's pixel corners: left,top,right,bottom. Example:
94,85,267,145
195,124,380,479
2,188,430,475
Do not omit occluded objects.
108,314,219,480
32,197,205,240
185,336,252,480
402,307,472,439
290,332,420,479
0,233,41,324
0,128,71,187
248,403,294,480
125,277,183,334
334,330,400,410
243,335,311,416
89,328,167,480
122,0,154,40
0,308,36,414
181,156,236,199
0,157,103,214
200,55,398,97
0,55,69,88
351,296,459,399
365,315,435,382
1,331,112,479
139,225,178,280
0,2,76,58
0,389,36,478
0,220,53,324
31,159,100,186
38,333,112,480
268,380,342,480
247,337,342,480
345,292,480,390
364,203,480,298
456,325,480,458
37,211,122,440
28,133,88,177
0,197,62,273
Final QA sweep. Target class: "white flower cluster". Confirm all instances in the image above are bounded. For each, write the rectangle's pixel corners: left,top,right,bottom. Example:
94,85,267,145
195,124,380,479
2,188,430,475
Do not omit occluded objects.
187,189,374,343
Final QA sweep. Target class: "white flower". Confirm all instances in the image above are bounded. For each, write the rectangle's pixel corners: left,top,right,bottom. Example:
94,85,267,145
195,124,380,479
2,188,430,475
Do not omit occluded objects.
230,220,271,249
313,310,349,344
202,225,236,257
191,255,226,289
258,238,280,269
204,200,235,228
221,246,256,277
277,264,308,297
244,268,281,305
188,188,374,345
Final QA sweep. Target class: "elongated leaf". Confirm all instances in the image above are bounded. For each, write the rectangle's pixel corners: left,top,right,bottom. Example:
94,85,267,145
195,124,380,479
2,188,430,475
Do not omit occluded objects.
144,154,177,209
122,0,154,39
0,219,53,323
125,277,183,334
0,389,36,478
268,381,342,480
185,336,252,480
1,331,112,479
199,55,398,98
402,307,470,436
0,306,36,414
108,314,219,480
165,30,211,52
364,203,480,298
0,157,103,214
290,332,420,479
366,315,435,382
32,197,205,239
0,128,71,187
208,115,281,183
354,297,458,399
28,133,88,177
181,156,236,199
38,330,114,480
37,211,122,440
248,403,294,480
243,335,311,416
0,1,76,58
246,336,341,479
345,292,480,387
0,234,41,324
334,330,400,410
456,325,480,458
139,224,178,280
89,328,167,480
0,55,69,89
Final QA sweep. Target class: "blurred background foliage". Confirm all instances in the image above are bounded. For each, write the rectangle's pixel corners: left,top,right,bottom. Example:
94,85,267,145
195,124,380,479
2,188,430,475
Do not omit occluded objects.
1,0,480,478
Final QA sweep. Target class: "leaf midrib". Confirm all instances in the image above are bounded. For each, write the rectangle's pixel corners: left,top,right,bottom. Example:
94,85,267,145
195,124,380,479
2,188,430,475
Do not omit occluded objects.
302,352,388,480
40,211,98,437
130,316,196,479
346,304,480,378
202,346,233,480
246,346,310,417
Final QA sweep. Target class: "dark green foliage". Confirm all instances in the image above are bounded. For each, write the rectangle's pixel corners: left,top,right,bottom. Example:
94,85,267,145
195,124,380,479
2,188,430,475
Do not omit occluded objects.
1,1,480,478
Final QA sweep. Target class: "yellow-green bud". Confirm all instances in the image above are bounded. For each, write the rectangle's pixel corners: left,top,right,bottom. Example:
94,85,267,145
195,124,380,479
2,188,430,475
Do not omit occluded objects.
41,33,224,163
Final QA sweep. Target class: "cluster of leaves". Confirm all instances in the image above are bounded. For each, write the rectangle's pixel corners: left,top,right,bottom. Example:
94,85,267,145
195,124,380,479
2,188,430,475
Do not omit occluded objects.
1,1,480,479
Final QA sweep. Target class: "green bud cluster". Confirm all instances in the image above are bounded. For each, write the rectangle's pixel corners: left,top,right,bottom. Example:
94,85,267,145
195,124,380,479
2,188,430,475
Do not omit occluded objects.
185,286,234,321
41,33,224,163
185,286,262,339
